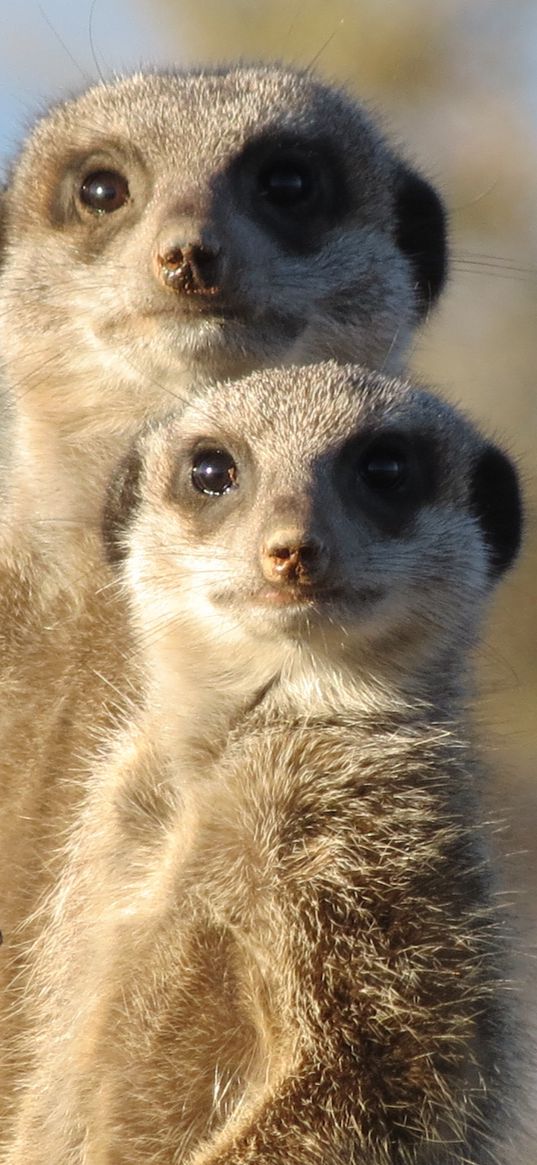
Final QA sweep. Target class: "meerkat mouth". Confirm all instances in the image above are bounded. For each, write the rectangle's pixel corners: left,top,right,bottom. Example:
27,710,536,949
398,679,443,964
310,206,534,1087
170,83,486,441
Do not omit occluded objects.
212,583,384,617
138,298,306,336
223,586,355,622
98,303,307,363
253,586,345,607
141,302,243,323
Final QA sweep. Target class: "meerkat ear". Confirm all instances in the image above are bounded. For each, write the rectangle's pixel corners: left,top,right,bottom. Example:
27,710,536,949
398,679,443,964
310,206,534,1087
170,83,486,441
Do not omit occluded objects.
470,445,522,577
102,446,144,566
394,166,448,316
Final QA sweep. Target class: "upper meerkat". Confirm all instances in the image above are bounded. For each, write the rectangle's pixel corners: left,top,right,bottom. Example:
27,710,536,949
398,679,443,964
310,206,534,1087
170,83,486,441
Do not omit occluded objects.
4,362,522,1164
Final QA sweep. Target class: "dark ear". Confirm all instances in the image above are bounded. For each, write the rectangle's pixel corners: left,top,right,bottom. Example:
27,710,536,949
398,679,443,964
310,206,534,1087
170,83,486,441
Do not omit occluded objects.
470,445,522,577
394,166,448,316
102,445,144,566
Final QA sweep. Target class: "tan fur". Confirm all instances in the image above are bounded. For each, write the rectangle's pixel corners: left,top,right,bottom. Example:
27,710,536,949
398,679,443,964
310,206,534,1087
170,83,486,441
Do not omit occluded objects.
3,364,522,1163
0,525,133,1116
0,64,446,1114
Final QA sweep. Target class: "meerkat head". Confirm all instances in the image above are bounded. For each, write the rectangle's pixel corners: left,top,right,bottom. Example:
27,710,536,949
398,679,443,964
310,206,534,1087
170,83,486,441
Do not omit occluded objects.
0,66,446,428
104,361,520,712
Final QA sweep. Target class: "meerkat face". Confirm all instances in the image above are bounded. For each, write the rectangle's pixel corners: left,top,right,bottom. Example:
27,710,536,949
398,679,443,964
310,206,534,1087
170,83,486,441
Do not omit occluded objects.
104,362,521,686
0,67,446,419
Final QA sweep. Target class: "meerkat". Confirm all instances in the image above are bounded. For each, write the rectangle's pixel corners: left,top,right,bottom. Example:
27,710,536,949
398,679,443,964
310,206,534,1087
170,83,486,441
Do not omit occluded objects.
3,361,522,1164
0,63,447,1097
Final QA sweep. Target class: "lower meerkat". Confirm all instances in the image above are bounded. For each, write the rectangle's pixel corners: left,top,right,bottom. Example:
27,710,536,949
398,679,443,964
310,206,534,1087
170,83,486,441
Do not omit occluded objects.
4,362,522,1163
0,63,446,1098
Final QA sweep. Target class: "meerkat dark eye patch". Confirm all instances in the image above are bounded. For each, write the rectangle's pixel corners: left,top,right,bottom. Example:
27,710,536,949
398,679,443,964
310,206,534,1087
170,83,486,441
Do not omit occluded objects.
191,448,238,497
79,170,130,215
335,429,439,535
470,445,522,576
102,445,144,565
236,133,346,254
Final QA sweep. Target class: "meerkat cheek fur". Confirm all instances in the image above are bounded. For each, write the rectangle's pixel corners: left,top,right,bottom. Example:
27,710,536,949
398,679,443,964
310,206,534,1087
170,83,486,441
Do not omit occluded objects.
3,362,523,1165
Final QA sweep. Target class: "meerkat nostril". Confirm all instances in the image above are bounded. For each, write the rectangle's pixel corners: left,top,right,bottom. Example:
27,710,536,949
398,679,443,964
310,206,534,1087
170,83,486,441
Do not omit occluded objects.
158,242,221,293
298,544,318,563
267,537,321,561
160,247,185,271
262,535,326,584
187,244,221,288
189,243,221,265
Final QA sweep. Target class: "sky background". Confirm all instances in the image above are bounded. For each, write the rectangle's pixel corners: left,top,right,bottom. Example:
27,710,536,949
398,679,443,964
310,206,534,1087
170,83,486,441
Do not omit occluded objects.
0,0,166,159
0,1,536,150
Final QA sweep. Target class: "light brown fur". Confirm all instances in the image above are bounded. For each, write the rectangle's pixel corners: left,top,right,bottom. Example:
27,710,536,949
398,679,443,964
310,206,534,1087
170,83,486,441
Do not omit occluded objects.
0,525,133,1115
0,64,446,1113
3,363,522,1163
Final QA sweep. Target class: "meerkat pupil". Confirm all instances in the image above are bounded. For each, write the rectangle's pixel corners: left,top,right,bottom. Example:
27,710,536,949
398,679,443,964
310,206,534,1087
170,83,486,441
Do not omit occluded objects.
79,170,130,214
191,448,239,496
358,438,409,490
257,155,314,207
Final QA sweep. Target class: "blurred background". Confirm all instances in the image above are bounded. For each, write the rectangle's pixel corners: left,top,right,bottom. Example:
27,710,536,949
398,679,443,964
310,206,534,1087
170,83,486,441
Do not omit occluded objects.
0,0,535,1145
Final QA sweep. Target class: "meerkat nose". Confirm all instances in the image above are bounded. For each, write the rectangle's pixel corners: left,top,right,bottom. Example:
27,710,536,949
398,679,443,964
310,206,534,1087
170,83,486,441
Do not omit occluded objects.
155,227,222,295
260,530,329,586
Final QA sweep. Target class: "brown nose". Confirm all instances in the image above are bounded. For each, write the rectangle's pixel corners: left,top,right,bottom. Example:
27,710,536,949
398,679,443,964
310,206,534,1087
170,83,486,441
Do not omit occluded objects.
261,530,328,587
156,239,222,295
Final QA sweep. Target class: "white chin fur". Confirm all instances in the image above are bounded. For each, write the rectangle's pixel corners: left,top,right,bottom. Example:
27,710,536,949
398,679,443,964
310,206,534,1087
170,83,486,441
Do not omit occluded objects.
89,314,298,391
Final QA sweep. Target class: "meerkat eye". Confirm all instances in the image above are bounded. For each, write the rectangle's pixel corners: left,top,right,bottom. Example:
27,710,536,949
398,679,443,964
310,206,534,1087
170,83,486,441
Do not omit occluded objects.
79,170,130,214
191,448,238,496
358,441,408,491
257,158,314,208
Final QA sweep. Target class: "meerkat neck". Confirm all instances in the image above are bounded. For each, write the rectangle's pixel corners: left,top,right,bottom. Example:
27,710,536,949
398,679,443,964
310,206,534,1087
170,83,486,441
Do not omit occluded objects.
8,411,142,532
147,632,468,774
274,643,466,728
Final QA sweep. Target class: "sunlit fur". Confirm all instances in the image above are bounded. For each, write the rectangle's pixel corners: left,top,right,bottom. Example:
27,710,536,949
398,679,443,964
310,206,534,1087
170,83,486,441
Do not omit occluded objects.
0,63,445,1117
3,363,522,1164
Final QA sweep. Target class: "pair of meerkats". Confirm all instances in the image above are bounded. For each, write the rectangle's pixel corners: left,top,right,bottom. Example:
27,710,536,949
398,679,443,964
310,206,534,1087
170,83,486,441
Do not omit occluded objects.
0,64,525,1163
